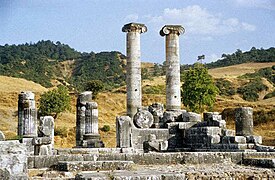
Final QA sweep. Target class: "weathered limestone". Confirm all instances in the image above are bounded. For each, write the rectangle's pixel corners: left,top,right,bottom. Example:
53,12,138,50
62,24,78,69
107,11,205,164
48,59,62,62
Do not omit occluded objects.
122,23,147,118
148,103,164,128
143,134,168,152
235,107,254,136
0,140,28,179
34,116,54,155
116,116,132,148
18,91,37,138
160,25,185,110
76,91,104,148
76,91,92,146
133,109,154,128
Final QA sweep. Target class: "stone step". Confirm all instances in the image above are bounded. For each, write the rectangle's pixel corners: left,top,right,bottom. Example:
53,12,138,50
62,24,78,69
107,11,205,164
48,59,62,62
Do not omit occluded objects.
243,158,275,168
57,161,134,172
75,170,185,180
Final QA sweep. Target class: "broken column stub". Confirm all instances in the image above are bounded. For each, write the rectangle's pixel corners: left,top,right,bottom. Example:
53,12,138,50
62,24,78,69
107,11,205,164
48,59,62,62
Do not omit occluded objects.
76,91,92,146
133,109,154,128
34,116,54,155
122,23,147,118
160,25,185,111
235,107,254,136
18,91,37,138
76,91,104,148
116,116,132,148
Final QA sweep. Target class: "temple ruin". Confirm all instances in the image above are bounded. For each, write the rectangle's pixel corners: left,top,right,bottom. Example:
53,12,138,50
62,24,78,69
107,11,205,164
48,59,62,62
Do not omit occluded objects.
0,23,274,179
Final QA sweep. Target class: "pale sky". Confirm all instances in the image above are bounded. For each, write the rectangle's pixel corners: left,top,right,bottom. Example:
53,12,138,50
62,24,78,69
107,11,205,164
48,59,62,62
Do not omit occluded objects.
0,0,274,64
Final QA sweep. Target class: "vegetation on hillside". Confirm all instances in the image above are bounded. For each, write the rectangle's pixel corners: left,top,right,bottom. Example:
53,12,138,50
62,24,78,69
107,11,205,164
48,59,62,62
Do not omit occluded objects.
207,47,275,69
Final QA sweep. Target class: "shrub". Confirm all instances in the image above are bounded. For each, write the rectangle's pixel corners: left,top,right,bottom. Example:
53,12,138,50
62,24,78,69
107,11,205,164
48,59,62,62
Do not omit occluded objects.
264,90,275,99
54,126,68,137
237,79,268,101
254,109,275,126
84,80,104,99
142,85,165,95
39,85,71,118
215,78,236,96
101,125,110,132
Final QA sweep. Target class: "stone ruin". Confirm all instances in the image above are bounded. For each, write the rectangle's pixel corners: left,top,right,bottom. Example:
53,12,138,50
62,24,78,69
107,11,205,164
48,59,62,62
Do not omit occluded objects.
0,23,274,179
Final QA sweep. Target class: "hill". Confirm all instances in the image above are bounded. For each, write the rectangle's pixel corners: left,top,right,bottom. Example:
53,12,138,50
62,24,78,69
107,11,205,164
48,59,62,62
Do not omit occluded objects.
206,47,275,69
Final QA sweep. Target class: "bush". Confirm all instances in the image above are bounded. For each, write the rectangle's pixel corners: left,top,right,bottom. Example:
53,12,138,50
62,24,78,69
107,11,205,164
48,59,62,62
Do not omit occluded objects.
215,78,236,96
237,79,268,101
254,109,275,126
54,126,68,137
39,85,71,118
84,80,104,99
264,90,275,99
142,85,165,94
101,125,110,132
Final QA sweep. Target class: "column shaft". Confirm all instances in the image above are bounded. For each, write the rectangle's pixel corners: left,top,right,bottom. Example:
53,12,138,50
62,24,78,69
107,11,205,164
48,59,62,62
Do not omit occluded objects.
126,31,142,118
165,33,181,110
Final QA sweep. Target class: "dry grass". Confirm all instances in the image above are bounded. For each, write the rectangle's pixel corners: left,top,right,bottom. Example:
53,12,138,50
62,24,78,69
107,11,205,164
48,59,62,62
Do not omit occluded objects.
208,62,275,78
0,76,47,93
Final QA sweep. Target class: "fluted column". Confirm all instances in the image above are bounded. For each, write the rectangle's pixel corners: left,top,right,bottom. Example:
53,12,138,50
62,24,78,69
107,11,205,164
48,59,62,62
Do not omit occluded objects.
122,23,147,118
18,91,37,137
76,91,92,146
160,25,185,110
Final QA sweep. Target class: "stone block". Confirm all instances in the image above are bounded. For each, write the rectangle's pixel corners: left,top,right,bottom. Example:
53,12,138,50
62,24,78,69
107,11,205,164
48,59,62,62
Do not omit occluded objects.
34,144,53,156
131,128,169,149
163,110,185,123
38,116,54,137
182,112,201,122
255,145,275,152
246,135,262,144
148,103,164,125
133,109,154,128
222,136,246,144
116,116,131,148
243,158,275,168
178,122,197,129
203,112,222,121
186,127,222,136
221,129,235,136
57,160,134,171
32,137,52,145
207,119,226,128
143,134,168,152
0,141,28,177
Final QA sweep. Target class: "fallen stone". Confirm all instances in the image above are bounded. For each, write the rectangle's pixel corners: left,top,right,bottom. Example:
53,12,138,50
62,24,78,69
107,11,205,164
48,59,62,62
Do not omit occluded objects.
182,112,201,122
133,110,154,128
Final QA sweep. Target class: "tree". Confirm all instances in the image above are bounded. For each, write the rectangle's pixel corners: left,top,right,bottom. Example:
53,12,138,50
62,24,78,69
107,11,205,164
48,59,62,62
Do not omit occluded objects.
84,80,104,99
39,85,71,118
181,63,219,113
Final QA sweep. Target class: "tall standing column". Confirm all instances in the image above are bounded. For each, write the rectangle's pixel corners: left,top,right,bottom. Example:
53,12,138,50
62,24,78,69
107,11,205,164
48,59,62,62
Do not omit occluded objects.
122,23,147,118
160,25,185,110
18,91,37,137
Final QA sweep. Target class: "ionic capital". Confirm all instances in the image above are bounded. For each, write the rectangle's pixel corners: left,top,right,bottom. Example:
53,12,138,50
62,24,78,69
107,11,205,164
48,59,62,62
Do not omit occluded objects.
122,23,147,33
160,25,185,36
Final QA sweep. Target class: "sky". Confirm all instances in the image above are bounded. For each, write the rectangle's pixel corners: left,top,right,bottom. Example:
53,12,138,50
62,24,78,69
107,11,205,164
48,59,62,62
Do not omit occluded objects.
0,0,274,64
